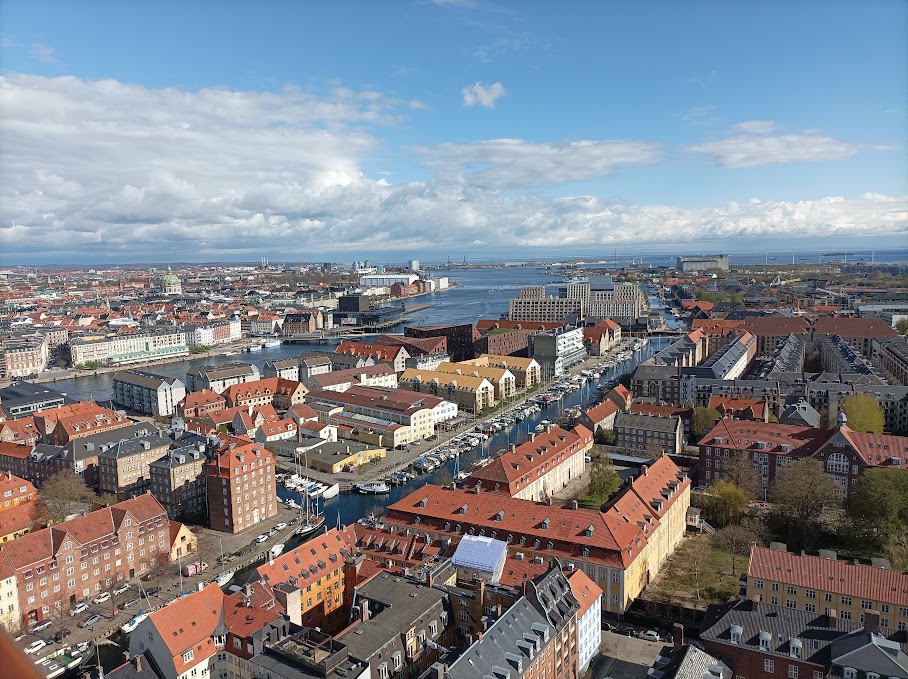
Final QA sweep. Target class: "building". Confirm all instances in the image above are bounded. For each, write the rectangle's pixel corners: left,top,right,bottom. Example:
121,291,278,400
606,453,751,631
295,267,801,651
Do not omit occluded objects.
528,327,587,379
0,333,50,379
872,337,908,385
336,341,411,373
360,272,419,287
282,439,386,474
398,368,495,413
508,279,647,326
385,454,690,614
70,329,190,366
1,493,171,628
0,471,37,513
676,255,729,272
405,324,481,362
185,362,260,394
298,352,333,380
304,364,398,393
465,354,542,389
112,370,187,417
740,317,811,358
205,441,277,534
508,286,584,323
461,425,593,501
337,571,450,679
812,317,899,358
682,331,757,381
177,389,226,419
255,416,299,443
168,521,197,561
263,358,301,380
614,412,685,456
567,568,602,675
33,401,131,446
578,400,619,436
160,266,182,295
249,627,369,679
98,430,171,497
433,360,517,401
222,377,307,410
0,381,70,418
148,443,208,519
583,319,622,356
744,546,908,629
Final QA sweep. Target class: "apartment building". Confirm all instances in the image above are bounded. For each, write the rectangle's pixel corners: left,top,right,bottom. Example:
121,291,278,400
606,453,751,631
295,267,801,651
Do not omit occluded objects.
398,368,495,413
222,377,307,410
405,324,481,362
32,401,131,446
111,370,186,417
739,316,811,358
745,546,908,630
872,337,908,385
812,317,899,359
69,329,189,366
262,358,300,380
433,360,517,401
461,425,593,501
509,286,584,323
466,354,542,389
148,442,208,519
528,327,587,379
97,429,170,497
205,442,277,534
336,340,411,373
304,363,398,393
1,493,171,628
0,471,37,513
185,362,260,394
177,389,226,419
568,568,602,675
386,454,690,614
0,333,50,379
614,412,684,456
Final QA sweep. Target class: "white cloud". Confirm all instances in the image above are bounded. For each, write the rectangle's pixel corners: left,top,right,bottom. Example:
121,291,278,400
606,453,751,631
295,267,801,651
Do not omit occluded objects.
462,81,507,108
678,106,718,127
418,138,663,191
686,121,892,167
0,75,904,263
28,43,59,64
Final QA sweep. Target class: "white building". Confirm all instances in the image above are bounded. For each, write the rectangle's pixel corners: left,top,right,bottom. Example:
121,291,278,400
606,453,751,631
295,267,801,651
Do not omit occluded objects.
112,370,186,417
359,273,418,288
568,569,602,674
69,330,189,366
185,362,260,393
408,259,420,272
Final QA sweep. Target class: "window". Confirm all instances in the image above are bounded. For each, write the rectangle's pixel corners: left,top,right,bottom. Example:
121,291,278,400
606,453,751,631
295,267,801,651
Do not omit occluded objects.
805,590,816,599
841,596,852,606
788,665,798,678
430,621,438,637
813,672,824,679
378,663,388,679
787,600,797,609
765,660,775,673
393,653,402,670
787,586,797,595
825,593,833,602
458,610,468,621
771,583,779,591
183,650,194,663
861,600,872,609
842,669,856,679
754,579,764,588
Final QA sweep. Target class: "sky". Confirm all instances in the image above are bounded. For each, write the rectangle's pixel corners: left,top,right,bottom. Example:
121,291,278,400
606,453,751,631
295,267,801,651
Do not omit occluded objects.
0,0,906,265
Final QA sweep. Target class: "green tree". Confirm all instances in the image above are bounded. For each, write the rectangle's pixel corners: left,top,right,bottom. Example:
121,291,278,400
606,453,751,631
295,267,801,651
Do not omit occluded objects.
704,479,749,527
770,459,839,549
847,469,908,554
839,393,885,434
38,469,95,523
434,467,454,488
692,407,721,440
895,318,908,335
595,427,616,446
587,456,621,502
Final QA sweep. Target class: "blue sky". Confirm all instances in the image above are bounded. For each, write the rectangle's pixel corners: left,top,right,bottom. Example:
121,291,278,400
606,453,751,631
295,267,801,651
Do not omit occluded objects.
0,0,905,264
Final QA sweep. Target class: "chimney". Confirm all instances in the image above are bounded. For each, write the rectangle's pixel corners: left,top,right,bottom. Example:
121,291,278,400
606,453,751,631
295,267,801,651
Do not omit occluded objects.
427,571,434,589
496,604,503,617
863,610,880,634
481,619,489,632
642,464,648,476
510,444,517,453
673,622,684,650
123,651,130,664
197,581,205,592
359,598,369,622
571,500,578,510
827,608,838,626
244,583,254,597
134,655,142,672
529,433,535,442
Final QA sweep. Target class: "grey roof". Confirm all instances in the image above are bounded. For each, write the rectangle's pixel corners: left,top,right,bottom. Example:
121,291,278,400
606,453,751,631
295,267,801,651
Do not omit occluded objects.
829,631,908,677
525,563,579,630
97,432,170,460
112,370,182,390
701,600,861,666
446,597,552,679
149,443,206,470
60,423,164,462
633,363,679,382
655,644,732,679
106,651,167,679
779,400,821,427
338,573,447,663
186,362,257,379
264,358,298,369
615,412,682,433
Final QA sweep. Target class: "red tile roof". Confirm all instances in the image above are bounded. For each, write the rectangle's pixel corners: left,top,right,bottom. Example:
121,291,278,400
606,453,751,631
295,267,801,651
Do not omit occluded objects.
584,400,619,424
567,568,601,617
748,546,908,607
741,316,810,337
707,396,766,420
497,555,549,587
250,527,355,586
698,418,829,455
0,502,36,537
629,404,692,420
812,317,899,339
146,583,224,674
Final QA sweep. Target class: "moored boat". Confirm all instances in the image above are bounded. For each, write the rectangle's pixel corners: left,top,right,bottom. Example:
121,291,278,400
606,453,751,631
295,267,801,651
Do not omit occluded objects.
355,482,390,494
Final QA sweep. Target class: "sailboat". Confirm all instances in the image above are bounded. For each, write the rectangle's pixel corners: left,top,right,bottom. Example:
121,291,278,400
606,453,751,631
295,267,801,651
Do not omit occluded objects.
121,581,152,633
454,443,470,483
295,450,326,537
215,538,234,587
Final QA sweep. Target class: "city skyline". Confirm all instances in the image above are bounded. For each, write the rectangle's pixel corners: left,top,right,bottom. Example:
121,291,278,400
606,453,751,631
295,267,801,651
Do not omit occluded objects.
1,1,906,264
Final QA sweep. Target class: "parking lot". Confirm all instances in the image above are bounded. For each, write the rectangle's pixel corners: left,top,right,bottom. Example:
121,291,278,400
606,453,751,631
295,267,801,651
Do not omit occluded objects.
591,629,669,679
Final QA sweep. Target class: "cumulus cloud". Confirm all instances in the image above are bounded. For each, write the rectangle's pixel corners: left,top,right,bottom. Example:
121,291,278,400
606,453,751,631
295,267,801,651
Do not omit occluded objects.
418,138,663,191
686,121,892,167
0,75,905,263
462,81,507,108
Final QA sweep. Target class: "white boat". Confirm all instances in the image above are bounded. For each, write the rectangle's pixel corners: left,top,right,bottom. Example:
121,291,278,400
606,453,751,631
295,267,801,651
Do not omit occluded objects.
471,457,492,470
263,340,281,348
454,470,471,482
215,570,235,586
247,344,262,352
320,482,340,499
270,544,285,558
356,482,391,494
121,611,149,634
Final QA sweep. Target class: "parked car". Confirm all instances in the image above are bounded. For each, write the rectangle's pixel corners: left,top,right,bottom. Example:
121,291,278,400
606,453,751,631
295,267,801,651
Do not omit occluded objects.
640,630,661,642
52,629,71,643
24,639,47,655
145,587,160,597
70,602,89,616
113,583,131,596
93,592,111,605
274,522,287,531
78,614,104,629
199,562,208,571
31,620,53,634
120,598,141,609
255,534,268,543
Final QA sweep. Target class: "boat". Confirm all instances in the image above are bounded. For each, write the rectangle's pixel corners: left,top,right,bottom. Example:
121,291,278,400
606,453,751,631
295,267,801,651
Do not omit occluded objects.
412,457,437,473
320,482,340,499
215,570,235,586
355,482,391,494
246,344,262,352
295,512,325,537
454,470,471,483
263,340,281,348
295,452,328,536
270,543,285,558
121,611,149,634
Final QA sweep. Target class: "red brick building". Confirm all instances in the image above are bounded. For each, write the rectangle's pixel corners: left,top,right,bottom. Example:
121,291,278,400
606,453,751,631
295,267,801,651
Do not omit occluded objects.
205,442,277,534
178,389,227,419
406,324,481,362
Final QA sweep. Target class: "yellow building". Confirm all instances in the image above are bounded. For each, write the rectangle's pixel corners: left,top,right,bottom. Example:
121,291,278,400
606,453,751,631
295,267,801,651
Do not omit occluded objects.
385,455,690,614
464,354,542,389
399,368,495,413
745,546,908,630
169,521,198,562
433,361,517,402
0,558,21,633
300,441,387,474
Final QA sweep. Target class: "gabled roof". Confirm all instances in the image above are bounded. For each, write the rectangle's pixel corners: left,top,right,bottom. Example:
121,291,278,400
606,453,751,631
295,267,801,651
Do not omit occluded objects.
144,583,224,675
584,399,619,424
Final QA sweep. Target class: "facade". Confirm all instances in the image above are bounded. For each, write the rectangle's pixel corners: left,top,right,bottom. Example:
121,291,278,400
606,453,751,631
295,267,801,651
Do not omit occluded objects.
204,442,277,534
682,331,757,381
468,354,542,389
509,286,584,323
567,568,602,675
160,266,182,295
0,333,50,379
386,454,690,614
286,439,386,474
112,370,187,417
336,341,410,373
676,255,729,271
614,412,685,455
745,546,908,629
98,431,171,497
222,378,307,410
872,337,908,385
812,317,899,359
185,362,260,394
177,389,226,419
1,493,171,627
0,470,37,513
528,327,587,379
262,358,301,380
398,368,495,413
70,330,189,366
149,443,208,519
579,400,619,436
433,361,517,401
405,324,481,362
305,364,398,393
462,425,593,500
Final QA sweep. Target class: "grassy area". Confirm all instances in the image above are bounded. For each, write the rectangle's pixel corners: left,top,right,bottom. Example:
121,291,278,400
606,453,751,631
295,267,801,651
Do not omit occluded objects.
649,534,745,608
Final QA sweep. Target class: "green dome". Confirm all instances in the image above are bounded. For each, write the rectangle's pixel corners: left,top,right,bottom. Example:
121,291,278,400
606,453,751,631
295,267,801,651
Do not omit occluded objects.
162,266,180,286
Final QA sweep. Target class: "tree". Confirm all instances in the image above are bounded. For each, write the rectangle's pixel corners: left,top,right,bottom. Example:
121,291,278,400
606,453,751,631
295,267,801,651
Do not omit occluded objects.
839,393,885,434
720,453,761,500
595,427,616,446
38,469,95,523
847,468,908,553
895,318,908,335
770,459,839,549
434,467,454,488
691,407,721,440
587,456,621,502
701,479,749,528
714,522,760,576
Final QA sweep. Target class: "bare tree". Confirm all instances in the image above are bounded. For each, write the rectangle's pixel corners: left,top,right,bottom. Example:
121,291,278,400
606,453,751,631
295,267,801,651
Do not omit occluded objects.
38,470,95,523
714,523,759,576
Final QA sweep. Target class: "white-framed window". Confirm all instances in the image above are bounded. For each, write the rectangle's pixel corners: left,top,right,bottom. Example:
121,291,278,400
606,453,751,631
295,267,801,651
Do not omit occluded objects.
183,649,194,663
788,665,798,678
377,663,388,679
765,660,774,673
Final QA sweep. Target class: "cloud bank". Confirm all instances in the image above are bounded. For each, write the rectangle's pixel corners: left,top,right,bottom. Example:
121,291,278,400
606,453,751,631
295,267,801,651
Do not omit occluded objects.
0,75,904,263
